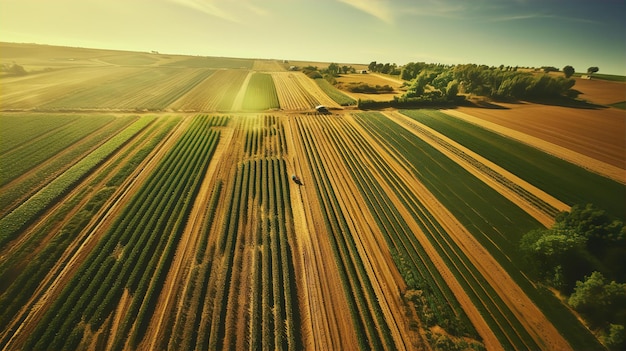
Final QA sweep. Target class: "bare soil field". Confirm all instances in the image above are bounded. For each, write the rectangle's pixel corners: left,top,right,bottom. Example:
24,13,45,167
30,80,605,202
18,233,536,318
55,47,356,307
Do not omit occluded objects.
572,77,626,105
450,105,626,179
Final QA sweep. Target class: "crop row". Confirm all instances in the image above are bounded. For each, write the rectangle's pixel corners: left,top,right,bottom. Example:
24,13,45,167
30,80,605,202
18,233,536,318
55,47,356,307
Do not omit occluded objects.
295,117,397,351
271,72,319,110
0,114,116,186
0,117,179,345
354,112,544,350
40,68,214,110
0,116,155,249
0,115,137,215
313,115,479,339
23,115,222,351
168,70,251,111
400,109,626,221
0,114,78,154
190,156,299,350
242,73,280,110
394,112,560,218
243,115,288,157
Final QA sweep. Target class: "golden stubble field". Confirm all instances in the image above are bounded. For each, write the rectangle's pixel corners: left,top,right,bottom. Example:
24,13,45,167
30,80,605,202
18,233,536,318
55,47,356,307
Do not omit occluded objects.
1,42,624,351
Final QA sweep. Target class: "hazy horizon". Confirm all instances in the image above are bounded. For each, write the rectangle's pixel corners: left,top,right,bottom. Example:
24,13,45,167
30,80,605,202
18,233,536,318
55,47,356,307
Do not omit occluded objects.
1,0,625,75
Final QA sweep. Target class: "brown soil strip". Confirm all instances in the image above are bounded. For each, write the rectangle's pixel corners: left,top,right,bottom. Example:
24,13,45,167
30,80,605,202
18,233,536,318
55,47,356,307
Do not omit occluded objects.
285,115,359,350
384,111,570,227
444,109,625,184
345,114,504,351
351,112,573,350
308,115,411,350
139,122,235,350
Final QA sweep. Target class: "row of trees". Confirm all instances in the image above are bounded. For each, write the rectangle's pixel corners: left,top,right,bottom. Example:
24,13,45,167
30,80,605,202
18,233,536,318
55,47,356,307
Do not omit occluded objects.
519,204,626,350
365,60,604,102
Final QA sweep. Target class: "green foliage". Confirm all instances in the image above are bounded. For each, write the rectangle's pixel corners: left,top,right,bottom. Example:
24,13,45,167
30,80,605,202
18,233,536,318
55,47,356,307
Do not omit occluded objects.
604,324,625,351
542,66,559,73
569,272,626,328
404,72,428,97
555,204,625,255
344,82,393,94
588,66,600,74
301,66,322,79
0,116,154,248
445,80,459,99
519,228,590,290
563,65,575,78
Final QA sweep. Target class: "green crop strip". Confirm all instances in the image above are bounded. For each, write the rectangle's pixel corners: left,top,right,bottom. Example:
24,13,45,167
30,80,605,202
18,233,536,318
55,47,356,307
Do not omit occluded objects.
242,73,280,110
296,117,398,351
400,109,626,221
355,111,604,351
23,115,222,351
0,116,155,249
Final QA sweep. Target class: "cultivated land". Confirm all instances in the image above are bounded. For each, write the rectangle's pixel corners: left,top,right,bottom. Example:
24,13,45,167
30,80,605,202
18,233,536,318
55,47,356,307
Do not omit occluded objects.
1,42,624,351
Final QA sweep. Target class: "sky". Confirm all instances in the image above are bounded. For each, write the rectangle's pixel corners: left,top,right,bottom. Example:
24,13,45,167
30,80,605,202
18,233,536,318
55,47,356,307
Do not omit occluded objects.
1,0,625,75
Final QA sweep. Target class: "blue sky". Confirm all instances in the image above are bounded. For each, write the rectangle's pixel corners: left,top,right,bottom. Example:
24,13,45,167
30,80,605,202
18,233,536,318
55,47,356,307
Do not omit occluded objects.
1,0,625,74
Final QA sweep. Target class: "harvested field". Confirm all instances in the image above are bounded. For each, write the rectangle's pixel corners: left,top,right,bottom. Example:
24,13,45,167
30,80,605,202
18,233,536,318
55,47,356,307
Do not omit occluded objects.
272,72,340,111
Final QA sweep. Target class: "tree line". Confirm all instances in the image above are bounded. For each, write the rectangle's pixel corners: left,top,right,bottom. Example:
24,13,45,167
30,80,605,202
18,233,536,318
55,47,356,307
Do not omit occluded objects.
365,61,603,103
519,204,626,350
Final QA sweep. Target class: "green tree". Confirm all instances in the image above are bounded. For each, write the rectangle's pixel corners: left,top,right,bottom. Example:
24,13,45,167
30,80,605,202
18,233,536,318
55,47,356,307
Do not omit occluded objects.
568,272,626,327
327,63,340,76
519,228,587,289
563,65,575,78
404,72,429,97
445,80,459,99
604,324,625,351
555,204,625,256
587,66,599,75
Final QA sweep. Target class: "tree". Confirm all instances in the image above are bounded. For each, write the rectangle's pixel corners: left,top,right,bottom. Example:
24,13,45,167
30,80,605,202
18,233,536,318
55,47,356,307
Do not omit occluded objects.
519,228,588,290
604,324,625,351
404,72,429,97
445,80,459,99
568,272,626,327
555,204,625,256
368,61,377,72
563,65,575,78
326,63,340,76
587,66,599,75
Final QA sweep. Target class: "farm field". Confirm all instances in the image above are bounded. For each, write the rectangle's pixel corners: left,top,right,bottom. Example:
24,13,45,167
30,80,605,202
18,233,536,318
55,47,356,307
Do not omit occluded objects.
1,43,624,351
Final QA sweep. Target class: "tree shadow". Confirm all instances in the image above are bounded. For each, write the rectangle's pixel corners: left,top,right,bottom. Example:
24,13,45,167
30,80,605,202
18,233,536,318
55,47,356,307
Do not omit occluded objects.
523,97,608,110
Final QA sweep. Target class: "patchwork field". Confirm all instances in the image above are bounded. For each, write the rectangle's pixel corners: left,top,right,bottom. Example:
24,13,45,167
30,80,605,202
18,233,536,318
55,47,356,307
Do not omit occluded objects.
1,43,624,351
